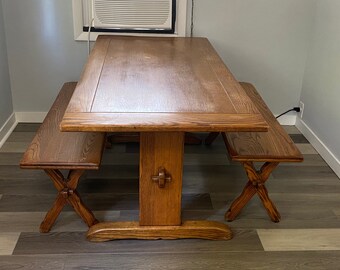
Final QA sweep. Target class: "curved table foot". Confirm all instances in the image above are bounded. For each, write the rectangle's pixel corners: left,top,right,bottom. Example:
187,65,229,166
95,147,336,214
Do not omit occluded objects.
87,221,232,242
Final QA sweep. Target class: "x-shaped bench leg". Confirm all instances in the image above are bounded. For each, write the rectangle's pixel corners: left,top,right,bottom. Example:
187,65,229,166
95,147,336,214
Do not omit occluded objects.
40,169,98,233
225,161,280,222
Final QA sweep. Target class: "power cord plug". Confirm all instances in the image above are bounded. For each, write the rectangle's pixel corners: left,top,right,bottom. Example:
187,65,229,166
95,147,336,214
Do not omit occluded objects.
276,107,301,119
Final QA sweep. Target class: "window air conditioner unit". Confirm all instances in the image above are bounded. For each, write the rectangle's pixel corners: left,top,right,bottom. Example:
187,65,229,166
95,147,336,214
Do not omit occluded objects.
92,0,175,31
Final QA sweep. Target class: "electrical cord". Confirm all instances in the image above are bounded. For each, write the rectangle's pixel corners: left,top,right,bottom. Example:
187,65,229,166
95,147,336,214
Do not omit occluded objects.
276,107,301,119
87,0,94,55
190,0,195,37
88,18,94,55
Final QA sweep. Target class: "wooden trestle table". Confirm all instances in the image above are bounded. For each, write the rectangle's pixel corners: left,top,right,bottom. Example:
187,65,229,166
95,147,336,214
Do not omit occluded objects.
60,35,268,241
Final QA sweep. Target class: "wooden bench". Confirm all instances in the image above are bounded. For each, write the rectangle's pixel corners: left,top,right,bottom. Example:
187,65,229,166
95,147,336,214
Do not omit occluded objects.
222,82,303,222
20,82,106,232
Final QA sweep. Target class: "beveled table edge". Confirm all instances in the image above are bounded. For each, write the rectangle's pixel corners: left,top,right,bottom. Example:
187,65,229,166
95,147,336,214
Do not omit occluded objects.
60,112,268,132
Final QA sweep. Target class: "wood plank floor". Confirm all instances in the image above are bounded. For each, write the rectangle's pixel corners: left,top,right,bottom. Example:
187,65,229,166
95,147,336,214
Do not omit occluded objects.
1,124,340,269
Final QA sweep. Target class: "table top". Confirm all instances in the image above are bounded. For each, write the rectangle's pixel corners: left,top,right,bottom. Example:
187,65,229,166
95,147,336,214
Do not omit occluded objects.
61,35,268,132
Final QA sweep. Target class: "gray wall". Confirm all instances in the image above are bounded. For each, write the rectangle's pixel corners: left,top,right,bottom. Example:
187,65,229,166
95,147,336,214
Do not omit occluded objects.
2,0,88,112
3,0,315,116
300,0,340,161
0,0,13,126
191,0,315,115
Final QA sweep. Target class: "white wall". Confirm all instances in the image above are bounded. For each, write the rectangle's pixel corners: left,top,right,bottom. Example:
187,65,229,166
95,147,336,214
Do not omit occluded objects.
191,0,315,117
2,0,88,112
0,0,13,126
299,0,340,162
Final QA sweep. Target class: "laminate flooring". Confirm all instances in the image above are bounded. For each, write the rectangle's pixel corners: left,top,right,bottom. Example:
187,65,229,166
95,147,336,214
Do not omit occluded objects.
1,124,340,269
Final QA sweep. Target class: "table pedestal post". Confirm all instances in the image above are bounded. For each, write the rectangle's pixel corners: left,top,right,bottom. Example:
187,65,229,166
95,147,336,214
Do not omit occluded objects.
139,132,184,225
87,132,232,241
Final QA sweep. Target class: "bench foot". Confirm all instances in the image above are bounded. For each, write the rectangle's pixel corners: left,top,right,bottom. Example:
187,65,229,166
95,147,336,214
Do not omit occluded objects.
226,161,281,222
40,169,98,233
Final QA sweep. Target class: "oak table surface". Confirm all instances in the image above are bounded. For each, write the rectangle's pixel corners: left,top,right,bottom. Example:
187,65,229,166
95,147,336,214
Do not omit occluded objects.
61,35,269,241
61,35,267,133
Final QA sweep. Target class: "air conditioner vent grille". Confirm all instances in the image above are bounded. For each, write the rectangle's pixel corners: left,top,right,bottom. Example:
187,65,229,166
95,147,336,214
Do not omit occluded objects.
94,0,172,28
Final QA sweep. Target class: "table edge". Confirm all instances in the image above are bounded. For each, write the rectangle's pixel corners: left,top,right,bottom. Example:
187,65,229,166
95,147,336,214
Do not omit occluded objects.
60,112,269,132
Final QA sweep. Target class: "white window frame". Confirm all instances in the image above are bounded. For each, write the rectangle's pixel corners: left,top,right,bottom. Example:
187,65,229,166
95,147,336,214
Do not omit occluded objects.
72,0,188,41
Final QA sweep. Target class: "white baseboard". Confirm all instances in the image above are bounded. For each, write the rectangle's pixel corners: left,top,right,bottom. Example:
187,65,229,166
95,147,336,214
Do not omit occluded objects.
15,112,47,123
0,113,17,149
275,115,297,126
296,118,340,178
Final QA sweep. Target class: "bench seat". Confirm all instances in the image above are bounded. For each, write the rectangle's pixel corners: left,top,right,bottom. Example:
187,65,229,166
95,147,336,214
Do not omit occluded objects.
20,82,106,232
222,82,303,222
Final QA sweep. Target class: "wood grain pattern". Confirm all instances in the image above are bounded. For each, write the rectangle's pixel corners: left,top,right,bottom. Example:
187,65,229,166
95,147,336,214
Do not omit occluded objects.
0,211,119,233
61,36,268,132
14,229,259,255
0,142,31,153
66,37,111,113
66,251,340,269
2,123,340,268
19,83,105,232
223,82,303,162
39,169,98,233
199,39,259,114
3,252,340,270
139,132,184,225
0,193,213,212
20,82,106,169
0,255,64,269
6,132,36,142
0,233,20,255
258,229,340,251
91,37,235,114
221,83,303,222
87,221,232,241
61,112,268,132
226,162,281,222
